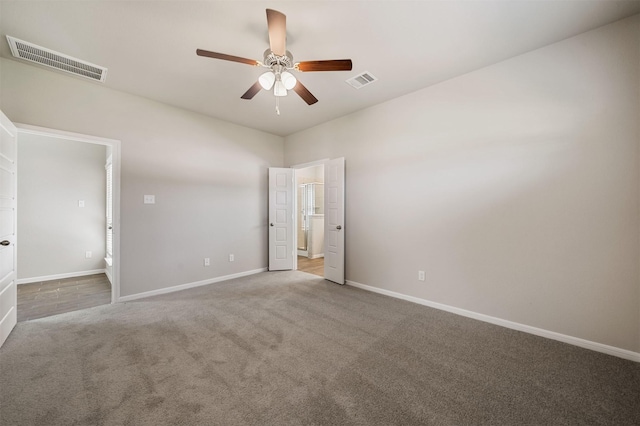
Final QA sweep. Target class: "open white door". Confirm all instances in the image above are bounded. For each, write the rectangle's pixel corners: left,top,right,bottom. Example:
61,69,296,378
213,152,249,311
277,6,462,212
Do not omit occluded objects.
0,110,17,348
269,168,294,271
324,158,345,284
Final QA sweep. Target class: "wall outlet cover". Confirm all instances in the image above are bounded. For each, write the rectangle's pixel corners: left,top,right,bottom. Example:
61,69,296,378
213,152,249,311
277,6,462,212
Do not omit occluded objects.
143,195,155,204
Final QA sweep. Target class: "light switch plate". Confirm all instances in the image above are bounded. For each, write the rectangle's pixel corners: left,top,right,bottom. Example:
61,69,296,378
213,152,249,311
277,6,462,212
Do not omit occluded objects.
78,200,85,208
144,195,155,204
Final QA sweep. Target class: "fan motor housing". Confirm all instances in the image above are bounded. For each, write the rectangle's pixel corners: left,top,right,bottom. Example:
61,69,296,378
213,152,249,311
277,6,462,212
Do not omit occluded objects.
263,49,293,68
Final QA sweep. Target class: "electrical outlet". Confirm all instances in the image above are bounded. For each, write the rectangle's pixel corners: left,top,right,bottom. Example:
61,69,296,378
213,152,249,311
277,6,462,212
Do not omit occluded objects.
204,258,210,266
86,251,92,259
229,254,234,262
143,195,155,204
418,270,425,281
78,200,85,208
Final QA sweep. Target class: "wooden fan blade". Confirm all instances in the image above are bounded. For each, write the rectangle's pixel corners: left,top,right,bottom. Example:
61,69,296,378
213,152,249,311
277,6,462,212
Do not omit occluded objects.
297,59,353,72
241,81,262,100
266,9,286,56
196,49,258,66
292,81,318,105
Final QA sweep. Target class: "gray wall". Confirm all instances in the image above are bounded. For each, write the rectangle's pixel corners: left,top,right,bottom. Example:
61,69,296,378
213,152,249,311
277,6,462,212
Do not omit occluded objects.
1,57,283,297
1,15,638,355
18,134,106,279
284,16,640,353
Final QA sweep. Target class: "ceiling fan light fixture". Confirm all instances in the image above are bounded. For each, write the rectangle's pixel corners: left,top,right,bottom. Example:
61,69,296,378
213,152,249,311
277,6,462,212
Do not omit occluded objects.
274,80,287,96
196,8,353,109
259,71,275,90
281,71,297,90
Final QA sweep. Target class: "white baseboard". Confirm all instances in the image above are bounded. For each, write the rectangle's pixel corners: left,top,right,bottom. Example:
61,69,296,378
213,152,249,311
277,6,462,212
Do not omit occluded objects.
17,269,107,285
346,280,640,363
309,254,324,259
118,268,268,302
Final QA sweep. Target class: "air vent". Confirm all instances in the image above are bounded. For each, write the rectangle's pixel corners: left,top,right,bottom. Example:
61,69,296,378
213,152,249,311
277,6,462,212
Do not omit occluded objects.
6,36,107,82
346,71,378,89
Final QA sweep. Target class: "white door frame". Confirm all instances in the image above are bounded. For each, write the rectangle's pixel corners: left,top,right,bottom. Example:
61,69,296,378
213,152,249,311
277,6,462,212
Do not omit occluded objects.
15,124,122,303
291,159,330,274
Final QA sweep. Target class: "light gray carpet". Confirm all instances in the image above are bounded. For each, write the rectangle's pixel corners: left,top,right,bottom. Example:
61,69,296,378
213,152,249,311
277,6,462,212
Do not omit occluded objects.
1,271,638,425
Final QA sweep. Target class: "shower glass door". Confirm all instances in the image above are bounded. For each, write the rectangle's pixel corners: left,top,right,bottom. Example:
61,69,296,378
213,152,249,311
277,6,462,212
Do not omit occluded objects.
297,183,324,252
297,184,308,251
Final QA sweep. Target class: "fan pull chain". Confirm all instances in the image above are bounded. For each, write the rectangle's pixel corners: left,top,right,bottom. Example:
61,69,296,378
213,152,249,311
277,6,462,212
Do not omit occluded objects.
275,96,280,115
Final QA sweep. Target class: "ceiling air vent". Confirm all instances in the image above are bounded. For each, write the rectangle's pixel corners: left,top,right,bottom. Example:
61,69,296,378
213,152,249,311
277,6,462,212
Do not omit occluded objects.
6,36,107,82
346,71,378,89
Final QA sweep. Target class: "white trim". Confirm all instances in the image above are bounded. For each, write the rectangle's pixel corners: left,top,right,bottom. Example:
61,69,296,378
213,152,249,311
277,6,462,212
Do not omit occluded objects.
17,269,107,285
290,158,330,169
309,254,324,259
118,268,268,302
346,280,640,363
15,123,121,304
15,124,117,146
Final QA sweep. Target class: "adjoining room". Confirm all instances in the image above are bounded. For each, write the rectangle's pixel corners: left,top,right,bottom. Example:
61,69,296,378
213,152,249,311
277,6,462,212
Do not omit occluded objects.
16,132,113,321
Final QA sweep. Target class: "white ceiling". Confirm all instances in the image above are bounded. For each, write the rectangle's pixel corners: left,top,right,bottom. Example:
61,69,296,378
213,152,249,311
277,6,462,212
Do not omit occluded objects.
1,1,639,137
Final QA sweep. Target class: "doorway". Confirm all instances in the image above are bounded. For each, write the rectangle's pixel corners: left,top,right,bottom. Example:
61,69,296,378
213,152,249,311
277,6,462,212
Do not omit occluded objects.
295,164,325,277
15,124,121,305
268,158,344,284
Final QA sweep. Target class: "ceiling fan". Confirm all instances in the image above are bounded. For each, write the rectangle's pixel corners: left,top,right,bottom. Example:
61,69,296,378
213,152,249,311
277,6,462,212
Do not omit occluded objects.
196,8,352,114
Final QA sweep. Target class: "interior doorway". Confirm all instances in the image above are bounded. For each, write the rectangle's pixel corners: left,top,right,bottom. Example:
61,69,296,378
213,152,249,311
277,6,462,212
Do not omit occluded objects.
268,157,344,283
294,162,325,277
15,124,121,304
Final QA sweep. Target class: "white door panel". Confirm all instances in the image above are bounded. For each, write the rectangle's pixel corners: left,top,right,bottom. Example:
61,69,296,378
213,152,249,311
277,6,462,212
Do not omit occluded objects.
269,168,294,271
324,158,345,284
0,244,14,282
0,110,17,348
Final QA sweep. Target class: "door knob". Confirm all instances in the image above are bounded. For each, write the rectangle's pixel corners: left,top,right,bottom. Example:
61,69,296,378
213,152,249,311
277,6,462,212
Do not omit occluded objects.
336,225,342,230
270,223,274,227
0,240,10,246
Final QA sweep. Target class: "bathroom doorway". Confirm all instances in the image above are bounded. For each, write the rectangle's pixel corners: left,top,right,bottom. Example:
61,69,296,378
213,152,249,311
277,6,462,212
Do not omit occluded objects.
270,157,344,282
295,164,325,277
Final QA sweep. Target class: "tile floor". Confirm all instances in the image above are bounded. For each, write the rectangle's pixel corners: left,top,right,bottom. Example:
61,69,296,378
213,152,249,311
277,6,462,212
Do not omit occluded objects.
17,274,111,322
